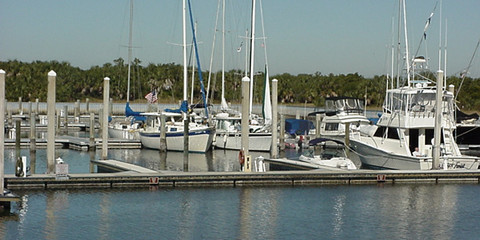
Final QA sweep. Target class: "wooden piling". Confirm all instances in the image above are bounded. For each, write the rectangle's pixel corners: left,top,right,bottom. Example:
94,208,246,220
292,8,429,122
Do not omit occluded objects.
30,112,36,151
63,105,68,134
102,77,110,160
89,113,95,151
160,113,166,152
280,114,285,151
183,114,189,171
0,69,6,194
35,98,39,115
29,112,36,174
241,77,250,158
15,121,20,160
18,97,22,115
432,70,444,169
74,99,80,122
47,70,56,174
86,98,90,113
271,79,278,158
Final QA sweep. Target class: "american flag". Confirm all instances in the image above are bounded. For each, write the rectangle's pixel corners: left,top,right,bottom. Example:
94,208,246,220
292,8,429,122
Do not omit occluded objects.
145,90,157,103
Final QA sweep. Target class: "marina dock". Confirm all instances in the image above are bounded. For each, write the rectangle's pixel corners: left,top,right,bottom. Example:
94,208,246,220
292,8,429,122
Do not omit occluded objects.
4,136,142,150
4,167,480,190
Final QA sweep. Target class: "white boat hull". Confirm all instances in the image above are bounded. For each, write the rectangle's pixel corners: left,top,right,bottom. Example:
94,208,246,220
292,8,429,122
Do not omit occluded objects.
108,127,140,140
214,132,272,151
350,139,480,170
139,128,215,153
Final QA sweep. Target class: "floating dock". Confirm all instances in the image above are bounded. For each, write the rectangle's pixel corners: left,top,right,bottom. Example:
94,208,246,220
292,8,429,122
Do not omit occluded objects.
4,166,480,189
4,136,142,150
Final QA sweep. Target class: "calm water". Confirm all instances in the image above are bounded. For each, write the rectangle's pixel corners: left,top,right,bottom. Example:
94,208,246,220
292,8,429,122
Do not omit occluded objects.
1,184,479,239
2,134,479,239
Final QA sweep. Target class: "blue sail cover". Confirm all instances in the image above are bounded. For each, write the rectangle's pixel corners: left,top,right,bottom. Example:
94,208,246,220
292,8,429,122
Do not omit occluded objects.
125,102,146,122
165,100,189,113
285,119,314,135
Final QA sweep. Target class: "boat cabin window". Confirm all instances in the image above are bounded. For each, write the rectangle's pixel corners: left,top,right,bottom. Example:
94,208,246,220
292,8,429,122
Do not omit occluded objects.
408,92,436,112
325,123,339,131
374,126,399,139
325,97,364,114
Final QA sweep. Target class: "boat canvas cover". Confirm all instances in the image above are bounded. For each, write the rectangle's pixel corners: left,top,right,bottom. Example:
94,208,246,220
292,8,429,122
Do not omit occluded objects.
285,119,314,135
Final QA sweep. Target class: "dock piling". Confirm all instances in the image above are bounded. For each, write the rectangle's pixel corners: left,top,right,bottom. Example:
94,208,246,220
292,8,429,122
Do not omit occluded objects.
102,77,110,160
47,70,56,174
18,97,22,115
432,70,444,169
74,99,80,122
63,105,68,134
183,114,189,171
89,113,96,151
160,113,166,152
241,77,250,159
0,70,5,195
271,79,278,158
280,114,285,151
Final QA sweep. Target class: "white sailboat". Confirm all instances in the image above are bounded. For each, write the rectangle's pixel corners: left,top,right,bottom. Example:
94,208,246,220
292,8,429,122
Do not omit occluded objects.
212,0,272,151
348,0,479,170
138,0,215,153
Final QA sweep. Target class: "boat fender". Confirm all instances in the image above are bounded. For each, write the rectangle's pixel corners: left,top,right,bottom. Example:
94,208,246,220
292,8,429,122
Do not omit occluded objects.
239,150,245,166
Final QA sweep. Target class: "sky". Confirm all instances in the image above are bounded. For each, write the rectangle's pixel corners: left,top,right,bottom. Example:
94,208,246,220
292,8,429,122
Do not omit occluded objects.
1,0,480,78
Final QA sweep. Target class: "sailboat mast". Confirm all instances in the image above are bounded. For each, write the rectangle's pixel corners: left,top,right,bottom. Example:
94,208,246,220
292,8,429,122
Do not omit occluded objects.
221,0,225,102
191,22,197,104
402,0,411,86
183,0,188,103
248,0,256,116
127,0,133,103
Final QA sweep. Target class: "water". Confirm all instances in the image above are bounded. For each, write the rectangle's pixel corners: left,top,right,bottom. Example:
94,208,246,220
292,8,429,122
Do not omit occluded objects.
1,184,479,239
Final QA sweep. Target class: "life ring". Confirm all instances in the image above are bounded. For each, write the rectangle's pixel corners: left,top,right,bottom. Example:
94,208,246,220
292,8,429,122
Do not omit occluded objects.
238,150,245,165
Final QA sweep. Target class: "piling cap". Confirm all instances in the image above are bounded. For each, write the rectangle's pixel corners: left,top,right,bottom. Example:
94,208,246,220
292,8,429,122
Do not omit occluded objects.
242,76,250,82
104,77,110,81
272,78,278,82
0,69,5,74
48,70,56,77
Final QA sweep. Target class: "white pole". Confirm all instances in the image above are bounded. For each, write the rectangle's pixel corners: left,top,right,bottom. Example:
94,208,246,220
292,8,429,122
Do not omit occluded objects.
127,0,133,103
402,0,411,86
102,77,110,160
205,0,221,105
47,70,56,174
183,0,188,104
248,0,256,117
221,0,225,104
0,70,5,194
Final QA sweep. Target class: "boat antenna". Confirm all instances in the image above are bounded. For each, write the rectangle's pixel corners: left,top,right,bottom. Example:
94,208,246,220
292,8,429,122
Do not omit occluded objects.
455,38,480,101
412,2,437,69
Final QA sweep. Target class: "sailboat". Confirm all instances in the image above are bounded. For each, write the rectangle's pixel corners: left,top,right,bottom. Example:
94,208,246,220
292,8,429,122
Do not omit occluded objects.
212,0,272,152
108,0,145,140
348,0,479,170
138,0,215,153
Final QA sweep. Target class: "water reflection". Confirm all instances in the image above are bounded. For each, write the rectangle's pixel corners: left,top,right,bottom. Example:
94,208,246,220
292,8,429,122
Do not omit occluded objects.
0,184,476,239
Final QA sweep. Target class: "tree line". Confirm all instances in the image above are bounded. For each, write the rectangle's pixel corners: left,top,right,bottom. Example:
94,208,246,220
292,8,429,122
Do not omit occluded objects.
0,59,479,112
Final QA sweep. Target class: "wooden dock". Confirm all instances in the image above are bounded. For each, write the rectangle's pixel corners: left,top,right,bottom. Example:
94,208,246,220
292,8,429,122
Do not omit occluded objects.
4,168,480,190
4,136,142,150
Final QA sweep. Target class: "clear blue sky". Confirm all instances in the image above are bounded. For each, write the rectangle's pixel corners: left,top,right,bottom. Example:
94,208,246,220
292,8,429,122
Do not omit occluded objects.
1,0,479,78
